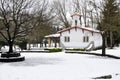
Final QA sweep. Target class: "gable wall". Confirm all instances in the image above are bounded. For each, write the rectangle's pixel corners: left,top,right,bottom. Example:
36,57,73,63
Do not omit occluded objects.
60,28,102,48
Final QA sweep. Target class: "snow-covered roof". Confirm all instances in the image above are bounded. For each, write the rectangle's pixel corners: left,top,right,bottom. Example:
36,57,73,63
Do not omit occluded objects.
45,33,60,38
57,26,100,33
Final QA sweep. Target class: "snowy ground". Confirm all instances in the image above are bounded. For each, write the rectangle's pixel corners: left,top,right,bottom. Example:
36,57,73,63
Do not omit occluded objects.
0,48,120,80
91,47,120,57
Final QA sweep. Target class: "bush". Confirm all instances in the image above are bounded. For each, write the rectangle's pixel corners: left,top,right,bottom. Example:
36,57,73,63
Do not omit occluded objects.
65,48,85,51
15,39,27,50
44,48,62,52
0,40,7,47
93,46,102,50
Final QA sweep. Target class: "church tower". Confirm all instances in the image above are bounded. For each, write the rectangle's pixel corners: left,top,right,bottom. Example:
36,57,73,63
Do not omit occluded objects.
71,12,82,27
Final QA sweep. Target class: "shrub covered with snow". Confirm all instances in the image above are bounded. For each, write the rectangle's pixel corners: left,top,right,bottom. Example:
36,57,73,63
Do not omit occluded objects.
1,45,21,53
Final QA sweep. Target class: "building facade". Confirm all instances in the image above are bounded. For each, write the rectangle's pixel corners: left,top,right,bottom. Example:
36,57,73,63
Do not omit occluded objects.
45,12,102,50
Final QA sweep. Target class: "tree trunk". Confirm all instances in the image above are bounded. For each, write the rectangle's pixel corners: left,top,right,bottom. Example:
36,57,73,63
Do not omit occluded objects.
105,35,108,48
8,41,14,53
110,31,113,49
54,38,57,48
102,33,106,56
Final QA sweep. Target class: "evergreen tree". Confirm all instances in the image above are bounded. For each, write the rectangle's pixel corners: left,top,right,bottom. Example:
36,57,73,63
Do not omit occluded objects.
93,0,120,56
101,0,120,48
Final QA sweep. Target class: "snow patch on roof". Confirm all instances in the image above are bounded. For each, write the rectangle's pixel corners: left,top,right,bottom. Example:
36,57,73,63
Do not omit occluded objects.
45,33,60,38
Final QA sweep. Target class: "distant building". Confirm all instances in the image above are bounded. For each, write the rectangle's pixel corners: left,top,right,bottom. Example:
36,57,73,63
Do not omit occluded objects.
45,12,102,50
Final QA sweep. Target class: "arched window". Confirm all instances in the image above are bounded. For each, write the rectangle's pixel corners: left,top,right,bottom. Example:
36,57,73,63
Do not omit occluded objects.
75,20,77,26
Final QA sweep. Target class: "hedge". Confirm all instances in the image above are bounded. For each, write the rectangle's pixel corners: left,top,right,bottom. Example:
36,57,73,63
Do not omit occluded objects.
44,48,62,52
65,48,86,51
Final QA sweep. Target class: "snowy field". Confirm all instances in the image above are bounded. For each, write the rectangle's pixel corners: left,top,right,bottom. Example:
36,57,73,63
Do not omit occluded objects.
0,47,120,80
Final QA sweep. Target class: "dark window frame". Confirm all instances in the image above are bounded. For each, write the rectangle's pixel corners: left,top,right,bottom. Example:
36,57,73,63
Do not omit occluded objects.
75,20,77,26
83,36,89,42
64,36,70,42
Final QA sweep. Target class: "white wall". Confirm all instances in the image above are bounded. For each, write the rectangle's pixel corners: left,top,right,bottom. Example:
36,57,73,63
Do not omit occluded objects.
60,28,102,48
71,15,81,27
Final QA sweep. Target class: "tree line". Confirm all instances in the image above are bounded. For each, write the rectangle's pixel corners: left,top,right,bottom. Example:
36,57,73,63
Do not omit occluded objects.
0,0,119,55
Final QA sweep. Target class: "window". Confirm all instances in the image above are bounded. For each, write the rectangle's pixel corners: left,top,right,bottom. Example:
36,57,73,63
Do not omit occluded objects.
86,36,89,42
83,36,89,42
64,36,70,42
83,37,85,42
79,16,82,25
75,20,77,26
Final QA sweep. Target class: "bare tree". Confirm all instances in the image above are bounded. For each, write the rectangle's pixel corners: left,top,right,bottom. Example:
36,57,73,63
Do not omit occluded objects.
27,0,55,48
52,0,71,28
0,0,34,54
89,0,107,56
73,0,91,27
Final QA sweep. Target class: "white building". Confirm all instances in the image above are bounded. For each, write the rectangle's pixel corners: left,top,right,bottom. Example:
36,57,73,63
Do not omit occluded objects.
45,12,102,50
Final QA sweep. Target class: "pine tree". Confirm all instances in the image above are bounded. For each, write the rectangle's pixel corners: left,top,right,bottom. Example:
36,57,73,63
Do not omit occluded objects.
101,0,119,48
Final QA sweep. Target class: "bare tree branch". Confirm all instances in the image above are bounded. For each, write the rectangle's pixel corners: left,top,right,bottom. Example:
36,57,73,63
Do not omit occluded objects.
0,0,35,53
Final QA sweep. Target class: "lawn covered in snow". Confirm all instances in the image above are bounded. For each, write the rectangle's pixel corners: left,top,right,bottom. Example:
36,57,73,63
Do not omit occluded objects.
0,47,120,80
